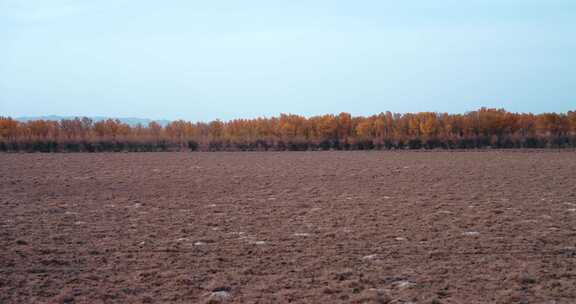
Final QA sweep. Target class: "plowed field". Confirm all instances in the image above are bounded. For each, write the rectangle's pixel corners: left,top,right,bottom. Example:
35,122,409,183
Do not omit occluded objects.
1,151,575,303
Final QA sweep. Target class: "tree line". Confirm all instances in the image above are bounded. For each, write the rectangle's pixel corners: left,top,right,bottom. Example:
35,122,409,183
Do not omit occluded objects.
1,108,575,152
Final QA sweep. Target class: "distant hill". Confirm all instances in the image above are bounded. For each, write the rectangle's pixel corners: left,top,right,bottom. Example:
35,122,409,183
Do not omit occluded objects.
15,116,172,127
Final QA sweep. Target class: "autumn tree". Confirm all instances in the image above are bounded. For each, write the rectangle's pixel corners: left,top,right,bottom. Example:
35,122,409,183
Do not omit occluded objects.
0,117,19,140
1,108,575,152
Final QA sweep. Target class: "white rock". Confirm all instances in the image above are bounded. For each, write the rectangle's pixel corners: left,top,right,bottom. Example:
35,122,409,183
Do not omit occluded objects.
462,231,480,236
362,254,378,260
395,281,416,289
293,233,311,237
207,290,231,302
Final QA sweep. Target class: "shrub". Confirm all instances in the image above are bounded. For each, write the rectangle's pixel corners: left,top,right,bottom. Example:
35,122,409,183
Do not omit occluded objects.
407,139,422,150
188,140,199,151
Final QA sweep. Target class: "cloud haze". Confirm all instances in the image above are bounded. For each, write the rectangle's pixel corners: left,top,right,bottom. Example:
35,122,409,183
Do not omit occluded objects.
1,0,575,120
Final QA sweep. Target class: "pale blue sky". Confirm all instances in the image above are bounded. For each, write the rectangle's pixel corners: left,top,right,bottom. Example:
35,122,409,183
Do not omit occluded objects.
1,0,575,121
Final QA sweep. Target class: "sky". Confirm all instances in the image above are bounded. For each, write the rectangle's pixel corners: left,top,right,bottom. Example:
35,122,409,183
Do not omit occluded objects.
1,0,575,121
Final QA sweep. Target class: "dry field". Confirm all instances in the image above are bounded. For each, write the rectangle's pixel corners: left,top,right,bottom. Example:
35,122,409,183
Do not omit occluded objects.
1,151,575,304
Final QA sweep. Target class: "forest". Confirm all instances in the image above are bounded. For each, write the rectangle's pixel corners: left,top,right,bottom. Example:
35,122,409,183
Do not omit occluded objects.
1,108,575,152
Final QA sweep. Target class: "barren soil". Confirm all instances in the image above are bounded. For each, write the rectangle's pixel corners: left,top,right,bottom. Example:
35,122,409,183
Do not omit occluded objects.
1,151,575,304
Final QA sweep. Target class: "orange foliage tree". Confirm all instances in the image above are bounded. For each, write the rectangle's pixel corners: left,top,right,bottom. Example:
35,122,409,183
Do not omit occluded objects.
1,108,575,152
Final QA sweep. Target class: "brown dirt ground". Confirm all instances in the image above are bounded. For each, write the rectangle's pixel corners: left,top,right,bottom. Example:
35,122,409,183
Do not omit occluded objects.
1,151,575,304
